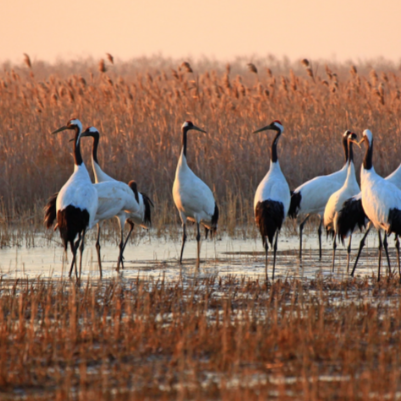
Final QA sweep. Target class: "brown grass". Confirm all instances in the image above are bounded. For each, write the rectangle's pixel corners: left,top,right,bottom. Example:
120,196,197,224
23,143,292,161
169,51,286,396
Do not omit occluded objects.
1,275,401,399
0,55,401,238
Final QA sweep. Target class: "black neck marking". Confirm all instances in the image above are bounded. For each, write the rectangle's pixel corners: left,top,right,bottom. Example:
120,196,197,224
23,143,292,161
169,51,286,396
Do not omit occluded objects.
182,126,188,158
363,138,373,170
128,181,139,203
348,139,353,165
342,135,348,164
91,132,100,164
271,131,281,163
73,126,83,166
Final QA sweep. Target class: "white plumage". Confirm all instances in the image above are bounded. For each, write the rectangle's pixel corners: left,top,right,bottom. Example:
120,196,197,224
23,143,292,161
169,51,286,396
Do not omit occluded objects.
323,132,360,271
52,119,98,278
81,127,151,272
56,167,98,230
359,129,401,281
336,162,401,276
254,163,291,216
253,120,290,281
289,131,351,259
172,121,218,265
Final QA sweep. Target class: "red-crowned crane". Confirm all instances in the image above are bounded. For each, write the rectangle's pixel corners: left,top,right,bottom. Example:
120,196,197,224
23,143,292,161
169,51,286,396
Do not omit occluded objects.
253,120,290,281
82,127,153,271
358,129,401,282
323,132,359,271
172,121,219,266
336,164,401,276
289,131,350,259
50,119,98,278
45,127,153,275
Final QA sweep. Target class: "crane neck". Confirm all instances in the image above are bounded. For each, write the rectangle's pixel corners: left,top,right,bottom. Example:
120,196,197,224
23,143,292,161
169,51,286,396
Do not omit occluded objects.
181,127,188,158
342,135,348,164
73,126,83,166
363,139,373,170
347,139,354,166
91,132,100,165
271,131,281,163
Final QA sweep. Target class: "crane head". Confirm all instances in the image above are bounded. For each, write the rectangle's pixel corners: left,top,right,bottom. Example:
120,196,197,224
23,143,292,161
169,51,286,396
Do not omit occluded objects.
253,120,283,134
52,118,83,134
52,118,83,146
347,132,360,147
343,130,352,137
182,121,207,134
81,126,100,138
347,132,357,141
358,129,373,147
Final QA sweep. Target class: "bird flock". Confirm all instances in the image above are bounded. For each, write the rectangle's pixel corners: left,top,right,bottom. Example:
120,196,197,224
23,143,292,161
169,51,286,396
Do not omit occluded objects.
44,118,401,283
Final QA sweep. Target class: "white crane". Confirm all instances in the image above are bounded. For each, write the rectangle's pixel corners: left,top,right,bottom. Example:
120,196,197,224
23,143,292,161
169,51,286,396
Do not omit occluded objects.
172,121,219,266
358,129,401,281
253,120,290,281
289,131,350,259
91,180,141,272
337,164,401,276
51,119,98,278
45,127,151,276
81,127,153,272
323,132,359,271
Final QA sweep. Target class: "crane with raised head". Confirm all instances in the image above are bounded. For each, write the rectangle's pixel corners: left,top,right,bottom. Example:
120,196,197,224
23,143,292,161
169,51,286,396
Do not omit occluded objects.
253,120,290,281
172,121,219,266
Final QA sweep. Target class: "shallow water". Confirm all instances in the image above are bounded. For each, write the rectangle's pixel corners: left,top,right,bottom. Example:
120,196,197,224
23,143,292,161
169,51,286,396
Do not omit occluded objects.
0,229,396,282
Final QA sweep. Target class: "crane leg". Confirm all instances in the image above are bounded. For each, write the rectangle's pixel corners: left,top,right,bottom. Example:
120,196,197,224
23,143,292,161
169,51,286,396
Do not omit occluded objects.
318,216,323,260
383,233,391,278
377,230,383,282
205,227,209,240
263,237,269,283
272,231,279,281
79,229,86,279
332,236,337,272
350,223,371,277
74,234,81,279
179,224,187,264
68,240,76,278
69,235,81,279
196,222,201,268
395,236,401,283
299,214,310,260
95,224,102,278
346,235,352,274
121,221,135,255
117,232,124,272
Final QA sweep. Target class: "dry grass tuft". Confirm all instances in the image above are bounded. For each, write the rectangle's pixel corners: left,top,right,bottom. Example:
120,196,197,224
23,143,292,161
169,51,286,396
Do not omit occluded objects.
1,275,401,399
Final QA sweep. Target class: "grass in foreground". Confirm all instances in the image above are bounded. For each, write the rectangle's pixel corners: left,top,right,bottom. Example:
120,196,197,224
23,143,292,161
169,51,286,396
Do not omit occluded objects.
0,275,401,400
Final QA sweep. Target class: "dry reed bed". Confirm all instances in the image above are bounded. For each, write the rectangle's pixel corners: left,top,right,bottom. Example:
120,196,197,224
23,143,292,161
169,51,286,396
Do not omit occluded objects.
0,275,401,399
0,56,401,238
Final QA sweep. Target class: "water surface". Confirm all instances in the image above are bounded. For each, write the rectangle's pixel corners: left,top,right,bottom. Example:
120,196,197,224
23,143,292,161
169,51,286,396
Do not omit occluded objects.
0,230,394,282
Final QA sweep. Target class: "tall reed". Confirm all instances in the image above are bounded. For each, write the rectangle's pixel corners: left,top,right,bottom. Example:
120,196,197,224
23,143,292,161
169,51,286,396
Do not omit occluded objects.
0,55,400,236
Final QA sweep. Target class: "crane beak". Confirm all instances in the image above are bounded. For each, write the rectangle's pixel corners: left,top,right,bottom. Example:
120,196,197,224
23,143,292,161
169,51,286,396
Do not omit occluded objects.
357,137,367,147
192,125,207,134
349,139,361,148
52,126,68,134
253,124,274,134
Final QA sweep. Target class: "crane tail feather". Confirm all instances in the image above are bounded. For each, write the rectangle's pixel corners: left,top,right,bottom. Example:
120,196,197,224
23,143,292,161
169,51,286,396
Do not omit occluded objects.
288,192,301,219
336,197,367,245
44,192,58,229
388,208,401,236
255,200,284,246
